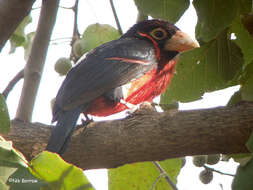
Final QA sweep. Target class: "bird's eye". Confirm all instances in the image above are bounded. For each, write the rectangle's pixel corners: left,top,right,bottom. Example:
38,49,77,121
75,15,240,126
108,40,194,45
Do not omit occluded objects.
150,28,167,40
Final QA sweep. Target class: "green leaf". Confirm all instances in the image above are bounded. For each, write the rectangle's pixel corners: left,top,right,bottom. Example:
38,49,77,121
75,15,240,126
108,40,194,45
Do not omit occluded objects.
23,32,35,61
239,0,253,14
0,166,17,184
239,61,253,84
7,167,46,190
0,180,9,190
82,23,120,53
193,0,239,41
241,75,253,101
247,132,253,153
134,0,190,23
161,30,243,104
0,139,27,168
227,91,242,106
232,158,253,190
30,151,94,190
0,94,10,134
108,159,181,190
232,154,253,167
231,17,253,65
9,15,32,54
0,138,28,190
224,153,252,165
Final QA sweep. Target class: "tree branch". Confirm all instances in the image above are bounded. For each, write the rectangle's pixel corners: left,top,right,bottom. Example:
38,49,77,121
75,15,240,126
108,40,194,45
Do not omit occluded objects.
16,0,60,121
3,102,253,170
2,69,24,98
69,0,80,62
0,0,36,51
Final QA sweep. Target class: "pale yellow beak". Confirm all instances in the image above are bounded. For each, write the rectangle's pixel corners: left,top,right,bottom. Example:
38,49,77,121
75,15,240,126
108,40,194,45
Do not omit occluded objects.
165,30,199,52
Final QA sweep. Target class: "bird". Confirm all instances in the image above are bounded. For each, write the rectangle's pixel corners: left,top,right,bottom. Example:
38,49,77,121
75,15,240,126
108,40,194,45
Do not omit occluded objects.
46,19,198,155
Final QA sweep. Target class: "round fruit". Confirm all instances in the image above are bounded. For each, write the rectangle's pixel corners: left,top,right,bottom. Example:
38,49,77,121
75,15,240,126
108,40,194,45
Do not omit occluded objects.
207,154,220,165
199,169,213,184
54,57,72,76
193,155,207,167
73,39,86,58
82,23,120,53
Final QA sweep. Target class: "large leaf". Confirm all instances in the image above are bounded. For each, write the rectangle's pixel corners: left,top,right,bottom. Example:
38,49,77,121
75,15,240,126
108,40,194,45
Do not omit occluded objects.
232,158,253,190
0,139,27,168
231,17,253,65
0,166,17,189
227,90,242,106
134,0,189,23
193,0,238,41
0,180,9,190
9,15,32,54
30,151,94,190
7,167,46,190
0,138,28,189
247,132,253,153
0,94,10,134
82,23,120,53
161,30,243,104
239,0,253,14
241,75,253,101
108,159,181,190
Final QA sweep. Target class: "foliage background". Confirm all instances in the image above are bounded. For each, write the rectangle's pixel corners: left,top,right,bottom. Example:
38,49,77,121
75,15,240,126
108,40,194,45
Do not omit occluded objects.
0,0,253,189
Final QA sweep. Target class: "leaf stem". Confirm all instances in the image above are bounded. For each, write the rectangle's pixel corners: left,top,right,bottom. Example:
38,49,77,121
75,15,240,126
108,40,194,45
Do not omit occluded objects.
204,165,235,177
153,161,178,190
109,0,123,35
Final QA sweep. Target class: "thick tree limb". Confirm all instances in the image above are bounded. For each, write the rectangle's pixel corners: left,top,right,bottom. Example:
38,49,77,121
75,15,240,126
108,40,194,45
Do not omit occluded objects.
0,0,36,51
16,0,59,121
4,102,253,170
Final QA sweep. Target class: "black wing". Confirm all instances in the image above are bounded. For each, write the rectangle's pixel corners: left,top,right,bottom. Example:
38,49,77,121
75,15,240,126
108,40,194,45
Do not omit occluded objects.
55,37,157,112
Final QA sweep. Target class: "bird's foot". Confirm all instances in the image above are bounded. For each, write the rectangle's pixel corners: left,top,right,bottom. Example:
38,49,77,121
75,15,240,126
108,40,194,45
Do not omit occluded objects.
120,99,139,115
126,101,156,118
75,115,93,130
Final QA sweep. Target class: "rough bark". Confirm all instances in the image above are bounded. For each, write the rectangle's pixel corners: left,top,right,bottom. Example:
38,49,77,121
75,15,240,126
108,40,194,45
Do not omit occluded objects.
16,0,60,122
0,0,36,51
3,102,253,170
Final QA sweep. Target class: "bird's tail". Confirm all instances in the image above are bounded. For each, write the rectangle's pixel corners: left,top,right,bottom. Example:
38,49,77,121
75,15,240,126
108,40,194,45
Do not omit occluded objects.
46,107,83,155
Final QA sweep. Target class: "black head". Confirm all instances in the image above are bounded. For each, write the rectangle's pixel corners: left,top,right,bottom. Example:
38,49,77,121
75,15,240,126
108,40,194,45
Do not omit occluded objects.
123,19,179,50
122,19,198,56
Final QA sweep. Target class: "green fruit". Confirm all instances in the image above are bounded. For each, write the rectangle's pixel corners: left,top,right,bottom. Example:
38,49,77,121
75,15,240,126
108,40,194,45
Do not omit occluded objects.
82,23,120,52
199,169,213,184
193,155,207,167
54,57,72,76
73,39,86,58
207,154,220,165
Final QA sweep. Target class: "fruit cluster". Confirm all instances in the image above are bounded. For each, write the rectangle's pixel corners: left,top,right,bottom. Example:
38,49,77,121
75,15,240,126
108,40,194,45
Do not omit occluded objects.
192,154,221,184
54,23,120,76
